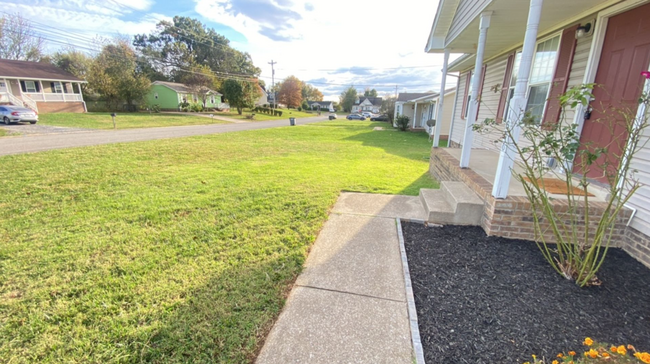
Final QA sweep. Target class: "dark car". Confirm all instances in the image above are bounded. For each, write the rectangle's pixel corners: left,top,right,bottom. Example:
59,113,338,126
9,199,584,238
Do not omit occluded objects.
370,114,389,121
346,114,366,120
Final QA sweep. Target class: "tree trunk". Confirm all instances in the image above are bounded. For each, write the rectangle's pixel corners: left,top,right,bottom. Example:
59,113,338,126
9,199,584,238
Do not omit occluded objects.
237,106,243,115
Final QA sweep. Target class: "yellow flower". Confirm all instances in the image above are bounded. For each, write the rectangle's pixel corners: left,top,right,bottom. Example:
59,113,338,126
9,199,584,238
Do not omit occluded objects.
583,337,594,346
568,351,576,356
617,345,627,355
586,348,598,358
552,361,559,364
602,352,610,358
635,352,650,364
611,346,618,352
557,353,564,358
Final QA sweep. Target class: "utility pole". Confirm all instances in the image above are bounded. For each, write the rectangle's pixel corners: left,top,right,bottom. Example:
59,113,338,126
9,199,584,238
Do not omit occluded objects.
268,60,277,111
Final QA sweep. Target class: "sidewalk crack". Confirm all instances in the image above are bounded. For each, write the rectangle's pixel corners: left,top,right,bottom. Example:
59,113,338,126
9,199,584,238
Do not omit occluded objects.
296,284,406,303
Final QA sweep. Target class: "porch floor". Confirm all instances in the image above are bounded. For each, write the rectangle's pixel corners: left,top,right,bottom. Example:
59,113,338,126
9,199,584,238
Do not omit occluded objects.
443,148,607,202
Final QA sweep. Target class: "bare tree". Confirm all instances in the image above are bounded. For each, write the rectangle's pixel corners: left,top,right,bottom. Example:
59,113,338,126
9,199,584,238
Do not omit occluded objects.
0,14,44,61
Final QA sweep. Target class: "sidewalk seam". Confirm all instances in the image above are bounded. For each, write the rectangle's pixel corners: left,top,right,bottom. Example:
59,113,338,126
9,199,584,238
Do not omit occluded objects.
331,211,425,222
295,284,405,303
396,218,426,364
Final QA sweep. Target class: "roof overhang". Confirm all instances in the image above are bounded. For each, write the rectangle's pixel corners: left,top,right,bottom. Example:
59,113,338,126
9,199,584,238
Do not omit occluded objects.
1,75,86,83
427,0,622,69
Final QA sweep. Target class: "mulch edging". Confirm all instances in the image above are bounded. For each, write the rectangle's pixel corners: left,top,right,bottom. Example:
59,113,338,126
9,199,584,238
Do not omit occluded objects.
402,222,650,364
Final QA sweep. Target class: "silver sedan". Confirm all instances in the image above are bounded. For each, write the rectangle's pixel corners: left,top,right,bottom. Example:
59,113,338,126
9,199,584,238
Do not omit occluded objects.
0,105,38,124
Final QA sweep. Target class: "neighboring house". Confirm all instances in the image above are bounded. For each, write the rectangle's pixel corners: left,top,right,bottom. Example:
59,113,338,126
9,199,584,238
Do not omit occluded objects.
395,89,456,138
351,96,382,113
145,81,222,110
0,59,86,113
425,0,650,268
307,101,335,112
256,86,268,106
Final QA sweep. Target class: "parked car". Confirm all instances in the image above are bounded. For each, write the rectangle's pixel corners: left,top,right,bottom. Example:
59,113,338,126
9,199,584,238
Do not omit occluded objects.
370,114,389,121
0,106,38,124
361,111,374,118
328,113,337,120
346,114,366,120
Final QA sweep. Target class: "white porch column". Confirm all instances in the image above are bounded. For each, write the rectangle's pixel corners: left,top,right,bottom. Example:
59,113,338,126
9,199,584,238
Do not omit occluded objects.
413,102,418,128
492,0,544,198
433,48,450,147
459,11,492,168
39,81,45,102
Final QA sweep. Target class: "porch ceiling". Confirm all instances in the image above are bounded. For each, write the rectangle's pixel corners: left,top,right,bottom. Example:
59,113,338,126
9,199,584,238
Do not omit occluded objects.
429,0,618,70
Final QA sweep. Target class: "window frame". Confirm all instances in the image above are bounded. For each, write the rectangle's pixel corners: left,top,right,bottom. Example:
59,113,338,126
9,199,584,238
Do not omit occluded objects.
503,32,562,124
25,81,37,93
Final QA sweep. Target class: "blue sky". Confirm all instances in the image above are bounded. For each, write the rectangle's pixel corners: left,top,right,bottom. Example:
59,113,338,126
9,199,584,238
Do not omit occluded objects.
5,0,453,100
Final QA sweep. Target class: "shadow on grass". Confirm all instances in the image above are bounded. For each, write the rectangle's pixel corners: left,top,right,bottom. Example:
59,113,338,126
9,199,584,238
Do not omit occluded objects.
130,254,304,363
342,128,433,162
398,172,439,195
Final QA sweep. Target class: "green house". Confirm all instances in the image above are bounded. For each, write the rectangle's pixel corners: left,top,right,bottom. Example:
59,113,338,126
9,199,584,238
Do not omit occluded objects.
145,81,224,111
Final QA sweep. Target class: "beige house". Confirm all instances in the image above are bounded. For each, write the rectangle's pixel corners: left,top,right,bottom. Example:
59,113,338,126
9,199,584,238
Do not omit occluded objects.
425,0,650,268
0,59,86,113
395,89,456,139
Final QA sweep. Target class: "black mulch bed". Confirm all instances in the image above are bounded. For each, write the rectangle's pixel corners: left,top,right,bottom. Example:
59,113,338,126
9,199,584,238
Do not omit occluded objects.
402,222,650,364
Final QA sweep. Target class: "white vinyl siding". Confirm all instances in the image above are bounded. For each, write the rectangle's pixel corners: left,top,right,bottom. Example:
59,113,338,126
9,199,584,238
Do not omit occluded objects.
447,0,491,45
627,124,650,235
450,72,469,147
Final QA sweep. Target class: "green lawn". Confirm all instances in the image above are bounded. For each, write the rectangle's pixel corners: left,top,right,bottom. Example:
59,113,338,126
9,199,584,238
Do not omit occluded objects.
213,108,319,121
0,128,8,137
38,112,231,130
0,122,436,363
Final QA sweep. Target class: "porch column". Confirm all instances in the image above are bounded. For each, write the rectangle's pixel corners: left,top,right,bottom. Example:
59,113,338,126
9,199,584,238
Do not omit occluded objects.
413,101,418,128
433,48,450,147
459,11,492,168
39,81,45,102
492,0,544,198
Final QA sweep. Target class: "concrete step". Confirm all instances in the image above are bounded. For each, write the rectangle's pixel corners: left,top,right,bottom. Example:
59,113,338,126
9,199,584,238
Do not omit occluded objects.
419,188,455,223
419,181,484,225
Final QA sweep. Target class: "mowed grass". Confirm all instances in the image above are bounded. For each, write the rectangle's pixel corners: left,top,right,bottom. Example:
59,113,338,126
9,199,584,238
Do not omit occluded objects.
213,108,316,121
0,121,436,363
0,128,8,137
38,112,231,130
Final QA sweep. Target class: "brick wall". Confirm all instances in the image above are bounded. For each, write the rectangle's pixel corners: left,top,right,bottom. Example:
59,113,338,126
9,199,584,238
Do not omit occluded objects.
624,227,650,268
36,102,85,113
430,148,639,262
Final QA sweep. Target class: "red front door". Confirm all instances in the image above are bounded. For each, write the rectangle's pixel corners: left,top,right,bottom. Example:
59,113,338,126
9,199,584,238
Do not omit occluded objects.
573,3,650,183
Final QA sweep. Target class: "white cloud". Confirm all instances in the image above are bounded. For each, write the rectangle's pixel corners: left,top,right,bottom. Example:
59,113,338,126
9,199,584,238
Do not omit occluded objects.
195,0,454,100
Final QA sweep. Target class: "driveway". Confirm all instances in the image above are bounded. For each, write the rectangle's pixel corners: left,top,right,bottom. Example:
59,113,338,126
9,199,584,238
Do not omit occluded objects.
0,115,331,156
1,124,93,136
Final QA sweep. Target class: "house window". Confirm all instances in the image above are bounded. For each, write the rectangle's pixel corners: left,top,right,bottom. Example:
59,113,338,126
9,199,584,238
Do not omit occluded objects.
25,81,37,93
154,92,159,99
504,35,560,123
210,95,215,104
51,82,63,93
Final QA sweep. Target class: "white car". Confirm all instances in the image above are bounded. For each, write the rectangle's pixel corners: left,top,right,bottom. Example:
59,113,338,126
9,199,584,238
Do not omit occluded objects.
361,111,374,118
0,105,38,124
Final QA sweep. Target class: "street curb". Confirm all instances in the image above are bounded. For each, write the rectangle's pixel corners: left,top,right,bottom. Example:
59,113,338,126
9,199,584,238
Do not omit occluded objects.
396,218,426,364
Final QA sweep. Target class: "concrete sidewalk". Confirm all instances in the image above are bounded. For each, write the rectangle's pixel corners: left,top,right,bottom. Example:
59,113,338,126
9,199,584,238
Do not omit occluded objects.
256,192,426,364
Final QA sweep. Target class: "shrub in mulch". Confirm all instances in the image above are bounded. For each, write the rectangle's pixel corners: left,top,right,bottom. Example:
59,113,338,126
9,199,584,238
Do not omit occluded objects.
402,222,650,364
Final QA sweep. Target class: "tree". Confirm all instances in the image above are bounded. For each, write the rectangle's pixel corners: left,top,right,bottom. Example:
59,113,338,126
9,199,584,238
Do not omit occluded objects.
133,16,260,81
380,96,396,122
339,86,357,112
277,75,303,108
301,83,323,101
364,88,378,97
87,39,151,111
0,13,44,61
179,63,218,107
221,78,261,114
49,47,93,93
301,100,309,110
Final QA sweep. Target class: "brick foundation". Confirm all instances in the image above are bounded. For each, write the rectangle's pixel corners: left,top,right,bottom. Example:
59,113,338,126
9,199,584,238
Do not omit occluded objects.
36,102,85,113
624,226,650,268
430,148,641,264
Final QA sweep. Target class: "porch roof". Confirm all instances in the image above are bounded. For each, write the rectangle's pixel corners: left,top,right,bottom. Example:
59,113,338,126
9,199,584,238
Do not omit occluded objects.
426,0,615,71
0,59,84,83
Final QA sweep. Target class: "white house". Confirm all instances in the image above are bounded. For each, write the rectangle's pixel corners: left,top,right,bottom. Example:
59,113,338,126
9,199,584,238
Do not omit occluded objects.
395,89,456,139
307,101,335,112
351,97,382,113
426,0,650,268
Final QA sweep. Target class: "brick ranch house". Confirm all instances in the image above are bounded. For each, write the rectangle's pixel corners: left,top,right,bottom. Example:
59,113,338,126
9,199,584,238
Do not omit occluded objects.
0,59,86,113
425,0,650,268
